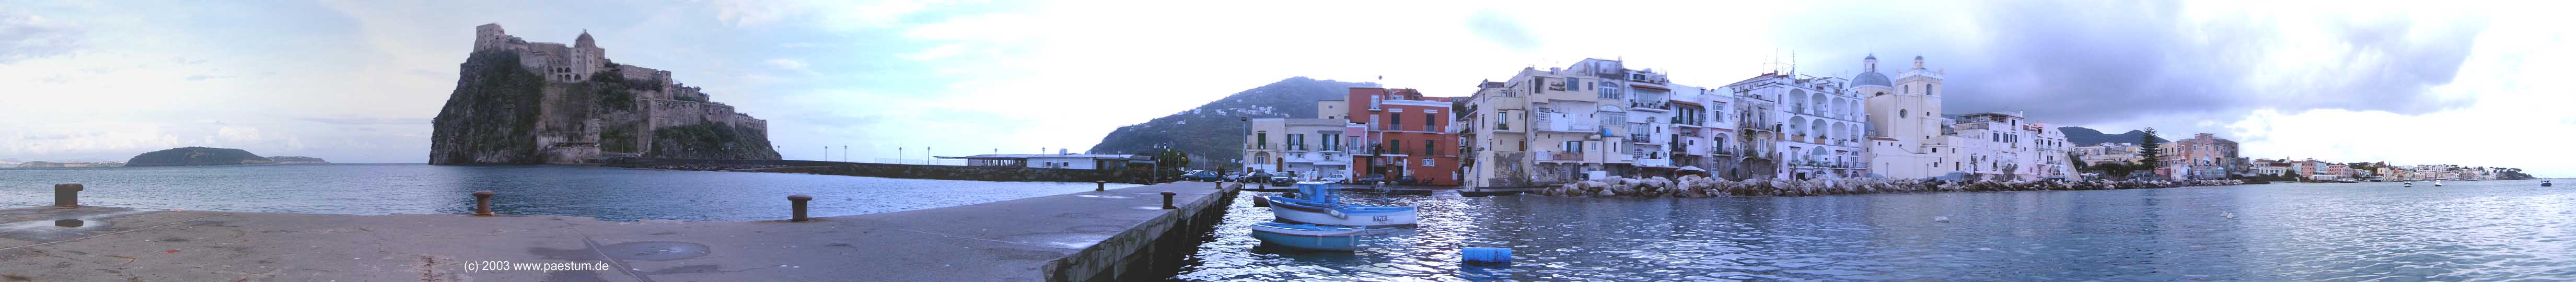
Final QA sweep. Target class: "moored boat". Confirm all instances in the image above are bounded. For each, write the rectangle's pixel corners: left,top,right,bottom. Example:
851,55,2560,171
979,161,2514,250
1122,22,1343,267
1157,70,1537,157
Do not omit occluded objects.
1249,222,1364,251
1267,195,1419,228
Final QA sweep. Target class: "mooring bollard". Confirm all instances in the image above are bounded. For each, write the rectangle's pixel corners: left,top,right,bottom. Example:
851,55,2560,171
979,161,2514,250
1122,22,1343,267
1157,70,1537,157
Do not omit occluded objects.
471,190,495,216
53,184,83,208
788,194,813,222
1160,191,1178,209
1096,180,1107,192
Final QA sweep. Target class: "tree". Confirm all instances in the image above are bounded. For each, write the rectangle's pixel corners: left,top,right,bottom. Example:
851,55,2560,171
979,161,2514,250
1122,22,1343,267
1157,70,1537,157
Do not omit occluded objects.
2137,127,2164,177
1156,149,1191,171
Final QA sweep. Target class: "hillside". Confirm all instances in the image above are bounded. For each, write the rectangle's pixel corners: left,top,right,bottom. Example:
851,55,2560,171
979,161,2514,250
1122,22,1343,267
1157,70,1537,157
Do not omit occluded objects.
2060,126,2169,147
1085,77,1376,169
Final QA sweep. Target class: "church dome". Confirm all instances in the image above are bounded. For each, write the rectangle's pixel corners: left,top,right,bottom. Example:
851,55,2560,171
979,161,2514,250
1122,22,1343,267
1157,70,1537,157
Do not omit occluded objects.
1852,72,1891,87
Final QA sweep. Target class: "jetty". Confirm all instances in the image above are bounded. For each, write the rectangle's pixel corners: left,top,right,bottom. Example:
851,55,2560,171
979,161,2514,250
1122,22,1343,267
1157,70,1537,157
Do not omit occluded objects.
0,182,1240,281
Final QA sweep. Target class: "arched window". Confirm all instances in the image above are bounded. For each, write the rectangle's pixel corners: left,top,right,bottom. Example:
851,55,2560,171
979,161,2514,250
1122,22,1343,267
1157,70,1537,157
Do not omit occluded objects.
1899,109,1908,118
1928,85,1936,95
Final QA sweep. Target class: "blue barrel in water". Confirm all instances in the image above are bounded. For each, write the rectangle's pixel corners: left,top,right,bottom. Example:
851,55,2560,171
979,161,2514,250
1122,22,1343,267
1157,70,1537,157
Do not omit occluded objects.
1461,247,1513,264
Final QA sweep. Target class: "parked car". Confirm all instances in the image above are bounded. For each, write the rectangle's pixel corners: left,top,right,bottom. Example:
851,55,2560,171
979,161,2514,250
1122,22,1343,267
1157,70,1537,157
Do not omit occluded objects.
1243,172,1274,183
1395,175,1420,185
1220,172,1247,182
1317,175,1349,184
1268,171,1301,186
1349,174,1387,185
1181,170,1222,182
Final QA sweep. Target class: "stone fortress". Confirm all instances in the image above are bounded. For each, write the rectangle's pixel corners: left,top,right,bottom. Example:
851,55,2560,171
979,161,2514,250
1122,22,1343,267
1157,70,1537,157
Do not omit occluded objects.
433,24,778,164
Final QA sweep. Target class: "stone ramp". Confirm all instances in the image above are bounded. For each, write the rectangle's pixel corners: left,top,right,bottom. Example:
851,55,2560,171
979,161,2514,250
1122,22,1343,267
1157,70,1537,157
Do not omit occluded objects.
0,182,1237,281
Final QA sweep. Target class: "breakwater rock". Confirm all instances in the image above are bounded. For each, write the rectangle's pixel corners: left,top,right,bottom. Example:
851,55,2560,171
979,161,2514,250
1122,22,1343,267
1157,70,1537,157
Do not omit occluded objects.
1538,175,2247,198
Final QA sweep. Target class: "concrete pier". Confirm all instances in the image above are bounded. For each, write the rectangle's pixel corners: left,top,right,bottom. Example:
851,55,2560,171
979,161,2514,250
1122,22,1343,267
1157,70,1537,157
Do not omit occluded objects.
0,182,1239,281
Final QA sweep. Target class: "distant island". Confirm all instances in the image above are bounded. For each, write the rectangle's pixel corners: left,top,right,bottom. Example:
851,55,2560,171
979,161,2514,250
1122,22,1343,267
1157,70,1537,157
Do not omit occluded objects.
126,147,273,167
266,156,331,164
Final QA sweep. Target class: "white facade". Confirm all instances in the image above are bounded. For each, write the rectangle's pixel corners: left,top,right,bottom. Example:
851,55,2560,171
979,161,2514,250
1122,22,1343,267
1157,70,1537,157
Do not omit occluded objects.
1242,118,1356,179
1724,72,1866,180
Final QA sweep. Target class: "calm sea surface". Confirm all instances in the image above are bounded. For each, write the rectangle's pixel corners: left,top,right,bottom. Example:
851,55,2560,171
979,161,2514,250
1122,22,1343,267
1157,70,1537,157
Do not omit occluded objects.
1178,179,2576,281
0,164,1130,221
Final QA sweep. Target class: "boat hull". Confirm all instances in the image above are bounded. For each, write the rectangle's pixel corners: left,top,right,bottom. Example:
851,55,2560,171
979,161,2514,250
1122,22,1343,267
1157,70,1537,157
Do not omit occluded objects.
1266,196,1418,228
1249,222,1361,251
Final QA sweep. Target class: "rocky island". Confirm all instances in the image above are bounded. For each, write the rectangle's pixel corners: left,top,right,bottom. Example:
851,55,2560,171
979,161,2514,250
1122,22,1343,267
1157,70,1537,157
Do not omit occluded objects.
430,24,782,164
125,147,271,167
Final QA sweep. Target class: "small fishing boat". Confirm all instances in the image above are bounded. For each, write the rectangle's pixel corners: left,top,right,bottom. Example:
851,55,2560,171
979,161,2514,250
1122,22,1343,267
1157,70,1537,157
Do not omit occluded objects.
1265,181,1419,228
2543,180,2553,187
1249,222,1365,251
1267,196,1419,228
2434,180,2444,187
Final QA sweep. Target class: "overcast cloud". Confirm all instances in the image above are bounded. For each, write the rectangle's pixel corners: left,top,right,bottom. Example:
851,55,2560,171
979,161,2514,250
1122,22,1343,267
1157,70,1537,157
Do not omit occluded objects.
1,0,2567,175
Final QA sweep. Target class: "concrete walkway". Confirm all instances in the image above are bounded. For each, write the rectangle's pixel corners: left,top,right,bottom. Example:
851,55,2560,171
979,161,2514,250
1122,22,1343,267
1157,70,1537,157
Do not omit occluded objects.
0,181,1238,281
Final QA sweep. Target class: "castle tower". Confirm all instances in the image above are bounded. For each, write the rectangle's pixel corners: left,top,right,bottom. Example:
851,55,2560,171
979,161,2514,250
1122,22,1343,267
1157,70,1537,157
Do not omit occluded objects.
473,24,507,51
571,30,606,79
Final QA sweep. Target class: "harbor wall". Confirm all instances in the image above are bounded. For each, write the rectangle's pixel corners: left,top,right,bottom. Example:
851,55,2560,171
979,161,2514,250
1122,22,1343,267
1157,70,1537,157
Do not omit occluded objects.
1051,182,1238,281
603,158,1151,183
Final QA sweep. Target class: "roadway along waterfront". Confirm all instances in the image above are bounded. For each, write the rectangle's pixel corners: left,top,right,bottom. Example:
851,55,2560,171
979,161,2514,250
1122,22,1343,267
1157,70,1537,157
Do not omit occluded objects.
0,182,1241,281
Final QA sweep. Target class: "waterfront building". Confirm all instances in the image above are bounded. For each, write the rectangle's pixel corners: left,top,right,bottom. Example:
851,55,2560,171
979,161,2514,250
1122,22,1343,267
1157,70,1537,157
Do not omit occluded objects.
1725,68,1865,180
1461,59,1716,188
2074,143,2144,165
2156,133,2240,180
1238,117,1358,179
940,154,1153,170
1346,87,1462,185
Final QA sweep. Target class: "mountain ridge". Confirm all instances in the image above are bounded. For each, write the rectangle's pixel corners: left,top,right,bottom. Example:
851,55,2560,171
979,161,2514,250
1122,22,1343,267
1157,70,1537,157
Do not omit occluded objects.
1085,77,1376,169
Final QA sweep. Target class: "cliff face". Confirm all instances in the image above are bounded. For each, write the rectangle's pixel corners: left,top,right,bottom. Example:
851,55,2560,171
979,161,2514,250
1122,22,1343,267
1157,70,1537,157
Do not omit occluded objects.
430,24,780,164
127,147,270,167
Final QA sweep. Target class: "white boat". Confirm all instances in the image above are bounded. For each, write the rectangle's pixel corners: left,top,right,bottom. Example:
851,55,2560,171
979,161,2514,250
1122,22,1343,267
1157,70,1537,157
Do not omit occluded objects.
1263,181,1419,228
2434,180,2444,187
1248,222,1364,251
1267,195,1418,228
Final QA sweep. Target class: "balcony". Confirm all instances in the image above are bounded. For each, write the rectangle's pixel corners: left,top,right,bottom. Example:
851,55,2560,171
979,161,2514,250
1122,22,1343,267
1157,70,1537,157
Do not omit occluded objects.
1629,101,1673,112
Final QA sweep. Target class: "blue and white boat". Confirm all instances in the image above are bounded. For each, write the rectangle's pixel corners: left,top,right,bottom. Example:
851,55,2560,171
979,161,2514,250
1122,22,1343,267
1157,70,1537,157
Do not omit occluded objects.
1265,182,1418,228
1248,222,1364,251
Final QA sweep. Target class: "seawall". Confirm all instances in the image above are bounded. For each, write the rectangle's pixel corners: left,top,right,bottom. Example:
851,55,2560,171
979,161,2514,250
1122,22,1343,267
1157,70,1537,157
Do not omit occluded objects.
0,181,1242,281
604,158,1155,183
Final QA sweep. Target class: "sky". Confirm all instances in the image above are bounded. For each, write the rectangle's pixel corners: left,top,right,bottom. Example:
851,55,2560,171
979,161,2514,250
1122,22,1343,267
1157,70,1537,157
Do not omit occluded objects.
3,1,2570,176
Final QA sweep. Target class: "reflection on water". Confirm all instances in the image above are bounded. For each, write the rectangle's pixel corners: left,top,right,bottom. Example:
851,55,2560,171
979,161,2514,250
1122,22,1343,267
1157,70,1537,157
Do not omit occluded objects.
0,164,1128,221
1176,180,2576,281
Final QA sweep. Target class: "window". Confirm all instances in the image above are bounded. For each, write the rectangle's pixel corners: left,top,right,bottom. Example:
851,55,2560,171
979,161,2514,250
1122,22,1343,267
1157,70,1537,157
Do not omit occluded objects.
1392,114,1403,128
1256,131,1268,149
1425,114,1437,131
1564,140,1583,152
1929,85,1937,95
1424,140,1436,156
1389,140,1403,155
1899,109,1907,118
1288,134,1304,150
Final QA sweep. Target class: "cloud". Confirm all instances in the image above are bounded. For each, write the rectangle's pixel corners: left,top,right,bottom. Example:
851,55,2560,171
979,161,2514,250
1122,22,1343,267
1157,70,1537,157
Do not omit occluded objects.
1769,1,2485,127
1466,9,1537,52
764,57,810,73
0,7,86,64
184,74,234,81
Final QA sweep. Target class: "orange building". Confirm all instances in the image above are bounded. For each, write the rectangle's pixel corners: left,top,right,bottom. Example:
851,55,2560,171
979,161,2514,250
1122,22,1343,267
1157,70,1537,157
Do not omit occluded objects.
1346,87,1463,185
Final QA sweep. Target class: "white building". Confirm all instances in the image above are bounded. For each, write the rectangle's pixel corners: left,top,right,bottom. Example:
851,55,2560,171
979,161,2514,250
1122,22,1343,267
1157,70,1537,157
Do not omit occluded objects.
1241,118,1356,179
941,154,1152,170
1859,55,2074,181
1723,70,1866,180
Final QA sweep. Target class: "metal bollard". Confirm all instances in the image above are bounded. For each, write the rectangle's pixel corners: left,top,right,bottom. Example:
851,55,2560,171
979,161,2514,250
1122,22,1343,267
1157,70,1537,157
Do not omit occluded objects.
1096,181,1107,192
53,184,82,208
788,194,813,222
471,190,495,216
1160,191,1177,209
